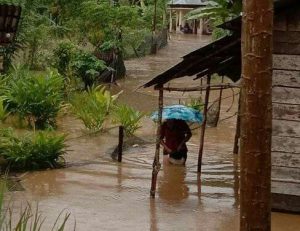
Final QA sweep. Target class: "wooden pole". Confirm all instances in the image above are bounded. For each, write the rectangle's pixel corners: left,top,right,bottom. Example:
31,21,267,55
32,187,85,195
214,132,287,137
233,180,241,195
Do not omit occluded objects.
240,0,273,230
233,92,241,155
197,75,211,173
200,78,203,95
118,126,124,162
150,88,163,197
214,76,224,126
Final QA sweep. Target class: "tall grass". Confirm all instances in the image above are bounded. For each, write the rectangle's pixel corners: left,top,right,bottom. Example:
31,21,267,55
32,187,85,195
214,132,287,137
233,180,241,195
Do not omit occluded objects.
112,104,144,136
0,128,66,171
70,86,121,132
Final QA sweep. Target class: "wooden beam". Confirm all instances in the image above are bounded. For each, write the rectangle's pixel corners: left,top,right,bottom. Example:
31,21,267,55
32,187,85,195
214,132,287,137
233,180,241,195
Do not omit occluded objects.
157,83,240,92
197,75,211,173
150,88,163,198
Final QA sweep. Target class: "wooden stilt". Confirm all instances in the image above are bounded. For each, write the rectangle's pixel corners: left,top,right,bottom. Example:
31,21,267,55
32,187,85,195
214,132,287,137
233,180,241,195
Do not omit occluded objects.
197,75,211,173
233,92,241,155
118,126,124,162
214,76,224,126
150,88,163,197
200,78,203,95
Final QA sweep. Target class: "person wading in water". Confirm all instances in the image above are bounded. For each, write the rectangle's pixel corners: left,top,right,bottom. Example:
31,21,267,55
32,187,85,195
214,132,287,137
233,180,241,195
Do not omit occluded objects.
160,119,192,165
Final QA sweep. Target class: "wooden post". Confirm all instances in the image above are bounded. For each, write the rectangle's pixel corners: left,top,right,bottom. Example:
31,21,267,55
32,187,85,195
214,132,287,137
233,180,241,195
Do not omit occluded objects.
197,75,211,173
150,88,163,197
200,78,203,95
240,0,273,230
118,126,124,162
233,92,241,154
214,76,224,126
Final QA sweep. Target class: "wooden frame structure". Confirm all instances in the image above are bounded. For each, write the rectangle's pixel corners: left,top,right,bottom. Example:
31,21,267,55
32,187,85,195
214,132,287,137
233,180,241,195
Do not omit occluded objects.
144,0,300,212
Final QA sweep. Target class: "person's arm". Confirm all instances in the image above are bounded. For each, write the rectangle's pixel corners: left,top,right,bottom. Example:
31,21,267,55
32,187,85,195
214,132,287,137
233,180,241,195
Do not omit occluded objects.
160,123,172,154
177,124,192,151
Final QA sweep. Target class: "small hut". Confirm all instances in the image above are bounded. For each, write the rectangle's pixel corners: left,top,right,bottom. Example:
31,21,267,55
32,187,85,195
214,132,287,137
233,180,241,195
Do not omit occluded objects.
168,0,208,34
144,0,300,213
0,4,22,72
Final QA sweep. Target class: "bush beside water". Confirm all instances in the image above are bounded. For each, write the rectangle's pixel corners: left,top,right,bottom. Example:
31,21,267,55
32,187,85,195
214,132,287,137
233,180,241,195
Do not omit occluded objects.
0,128,66,171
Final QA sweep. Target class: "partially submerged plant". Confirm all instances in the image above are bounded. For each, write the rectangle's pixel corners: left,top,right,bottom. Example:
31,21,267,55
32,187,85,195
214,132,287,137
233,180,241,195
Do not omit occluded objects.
4,70,64,129
112,104,144,136
0,128,66,171
70,86,121,132
185,98,204,112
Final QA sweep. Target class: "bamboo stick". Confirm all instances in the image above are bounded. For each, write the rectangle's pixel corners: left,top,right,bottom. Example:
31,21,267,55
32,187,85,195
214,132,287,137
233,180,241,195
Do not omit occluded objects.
158,83,239,92
150,88,163,197
197,75,211,173
214,76,224,126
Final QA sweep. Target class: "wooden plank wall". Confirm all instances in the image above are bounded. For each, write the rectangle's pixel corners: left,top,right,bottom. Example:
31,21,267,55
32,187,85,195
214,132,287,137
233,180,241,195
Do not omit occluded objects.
272,8,300,212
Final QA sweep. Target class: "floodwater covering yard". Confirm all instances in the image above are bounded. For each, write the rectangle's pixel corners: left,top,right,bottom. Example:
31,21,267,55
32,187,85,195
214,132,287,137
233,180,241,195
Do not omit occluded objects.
8,34,300,230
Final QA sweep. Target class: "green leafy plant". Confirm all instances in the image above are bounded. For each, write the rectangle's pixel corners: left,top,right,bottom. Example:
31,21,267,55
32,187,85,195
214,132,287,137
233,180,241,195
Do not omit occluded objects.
185,98,204,112
0,128,66,171
4,70,64,129
112,104,144,136
72,51,107,90
70,86,121,132
0,97,9,123
54,41,77,77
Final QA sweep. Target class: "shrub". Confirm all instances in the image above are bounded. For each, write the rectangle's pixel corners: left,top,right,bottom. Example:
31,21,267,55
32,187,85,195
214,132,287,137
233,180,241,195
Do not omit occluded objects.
4,70,64,129
112,104,144,136
53,41,76,77
70,86,121,132
0,128,66,171
72,51,107,90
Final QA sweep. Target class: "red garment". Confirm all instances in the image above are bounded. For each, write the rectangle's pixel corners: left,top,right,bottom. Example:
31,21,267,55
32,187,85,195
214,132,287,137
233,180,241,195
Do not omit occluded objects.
160,120,191,154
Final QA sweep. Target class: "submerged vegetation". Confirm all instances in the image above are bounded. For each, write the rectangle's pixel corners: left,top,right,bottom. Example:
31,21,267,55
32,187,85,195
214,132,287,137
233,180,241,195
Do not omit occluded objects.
0,128,66,171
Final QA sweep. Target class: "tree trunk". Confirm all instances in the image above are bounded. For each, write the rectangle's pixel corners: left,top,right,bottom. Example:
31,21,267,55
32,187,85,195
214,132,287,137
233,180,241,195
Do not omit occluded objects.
240,1,273,231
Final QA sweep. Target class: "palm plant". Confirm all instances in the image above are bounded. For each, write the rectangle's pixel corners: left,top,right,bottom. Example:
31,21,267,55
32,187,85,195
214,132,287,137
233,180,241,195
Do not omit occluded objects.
70,86,121,132
4,70,64,129
0,97,9,123
112,104,144,136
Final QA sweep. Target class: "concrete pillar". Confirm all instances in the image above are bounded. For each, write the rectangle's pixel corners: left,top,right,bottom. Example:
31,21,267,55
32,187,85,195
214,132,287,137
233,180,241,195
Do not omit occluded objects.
199,18,204,35
179,10,182,28
169,10,172,32
176,11,179,32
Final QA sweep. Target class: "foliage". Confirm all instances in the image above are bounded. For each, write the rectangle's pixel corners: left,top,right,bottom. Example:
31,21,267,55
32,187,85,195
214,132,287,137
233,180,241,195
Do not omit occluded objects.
185,98,204,112
70,86,121,132
186,0,242,39
0,97,9,123
72,51,107,90
112,104,144,136
53,41,76,76
0,128,66,171
0,176,72,230
4,70,64,129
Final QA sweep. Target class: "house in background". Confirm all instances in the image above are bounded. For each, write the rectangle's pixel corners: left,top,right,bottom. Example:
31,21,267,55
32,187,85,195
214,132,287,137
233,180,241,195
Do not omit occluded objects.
168,0,210,34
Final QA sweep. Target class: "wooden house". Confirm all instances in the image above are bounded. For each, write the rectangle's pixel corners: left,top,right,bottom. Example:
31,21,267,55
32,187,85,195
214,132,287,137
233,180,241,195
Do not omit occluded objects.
144,0,300,212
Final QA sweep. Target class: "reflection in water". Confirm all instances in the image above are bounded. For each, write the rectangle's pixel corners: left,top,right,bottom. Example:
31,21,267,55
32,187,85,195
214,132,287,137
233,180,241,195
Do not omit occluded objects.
158,165,189,202
24,170,65,197
149,198,158,231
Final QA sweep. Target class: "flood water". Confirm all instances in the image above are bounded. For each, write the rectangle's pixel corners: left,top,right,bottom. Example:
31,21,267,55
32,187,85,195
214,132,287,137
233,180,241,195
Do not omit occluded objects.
8,34,300,230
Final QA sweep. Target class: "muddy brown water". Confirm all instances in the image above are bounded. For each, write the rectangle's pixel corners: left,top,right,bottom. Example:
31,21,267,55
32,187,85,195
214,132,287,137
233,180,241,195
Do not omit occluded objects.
7,34,300,230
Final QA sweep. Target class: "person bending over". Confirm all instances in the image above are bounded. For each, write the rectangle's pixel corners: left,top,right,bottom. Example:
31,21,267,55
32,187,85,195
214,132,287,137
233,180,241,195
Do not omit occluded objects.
160,119,192,165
